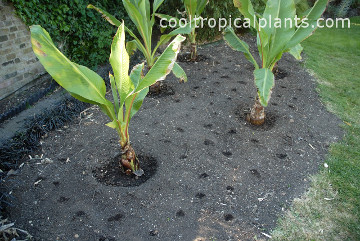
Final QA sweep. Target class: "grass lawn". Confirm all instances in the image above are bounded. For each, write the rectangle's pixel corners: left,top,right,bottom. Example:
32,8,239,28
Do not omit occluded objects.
272,17,360,240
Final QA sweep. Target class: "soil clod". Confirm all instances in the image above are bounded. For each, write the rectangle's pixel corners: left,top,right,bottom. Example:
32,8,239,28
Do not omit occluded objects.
222,151,232,157
149,230,159,236
226,186,234,191
195,193,206,199
203,124,213,129
75,211,86,217
176,210,185,217
58,196,70,203
276,153,288,159
199,173,209,179
204,139,214,146
224,214,234,221
107,214,123,222
228,129,237,134
250,169,261,178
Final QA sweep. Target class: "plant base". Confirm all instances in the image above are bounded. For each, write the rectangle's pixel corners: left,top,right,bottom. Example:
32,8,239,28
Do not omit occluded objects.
149,81,161,94
190,43,197,62
120,144,144,176
246,99,265,126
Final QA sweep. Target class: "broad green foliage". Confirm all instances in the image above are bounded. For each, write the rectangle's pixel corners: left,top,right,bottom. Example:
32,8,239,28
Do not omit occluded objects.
159,0,241,41
157,0,209,59
31,23,185,175
224,0,328,107
88,0,190,82
11,0,133,68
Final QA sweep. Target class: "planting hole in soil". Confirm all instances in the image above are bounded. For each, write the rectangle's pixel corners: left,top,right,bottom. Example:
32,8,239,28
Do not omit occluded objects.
235,105,277,131
93,154,157,187
147,82,175,98
275,68,288,80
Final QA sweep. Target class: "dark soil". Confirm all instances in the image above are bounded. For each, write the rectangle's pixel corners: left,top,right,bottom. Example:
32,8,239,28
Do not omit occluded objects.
147,82,175,98
178,53,208,63
93,154,158,187
275,68,288,80
6,37,343,240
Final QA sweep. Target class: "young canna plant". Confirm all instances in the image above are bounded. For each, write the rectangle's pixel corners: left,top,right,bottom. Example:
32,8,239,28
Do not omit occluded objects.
157,0,209,61
88,0,191,92
30,22,185,176
224,0,328,125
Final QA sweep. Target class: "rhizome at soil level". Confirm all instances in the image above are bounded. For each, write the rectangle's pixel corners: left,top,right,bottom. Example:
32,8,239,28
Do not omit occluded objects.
7,38,343,240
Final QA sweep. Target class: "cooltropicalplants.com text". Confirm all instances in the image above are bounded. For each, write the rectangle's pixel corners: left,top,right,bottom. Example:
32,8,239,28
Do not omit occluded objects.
160,15,351,31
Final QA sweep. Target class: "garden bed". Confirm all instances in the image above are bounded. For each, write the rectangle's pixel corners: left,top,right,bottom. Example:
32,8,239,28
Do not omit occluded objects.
7,37,343,240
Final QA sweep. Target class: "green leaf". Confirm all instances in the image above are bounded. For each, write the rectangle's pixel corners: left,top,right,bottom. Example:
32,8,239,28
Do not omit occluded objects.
135,34,186,93
109,73,120,116
184,0,197,18
106,120,118,129
88,3,148,58
130,62,145,90
196,0,209,15
155,13,180,26
288,44,303,60
110,23,131,106
126,40,138,56
172,62,188,83
254,68,275,107
122,0,151,54
124,25,148,58
263,0,296,66
223,26,259,69
124,87,149,123
87,4,121,26
30,25,108,106
153,0,165,14
286,0,328,49
233,0,257,29
152,22,192,57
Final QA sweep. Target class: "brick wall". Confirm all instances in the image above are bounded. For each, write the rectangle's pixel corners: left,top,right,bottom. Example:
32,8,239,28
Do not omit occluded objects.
0,0,45,100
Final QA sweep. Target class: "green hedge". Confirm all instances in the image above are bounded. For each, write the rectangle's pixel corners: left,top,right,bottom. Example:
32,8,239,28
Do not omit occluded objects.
11,0,133,68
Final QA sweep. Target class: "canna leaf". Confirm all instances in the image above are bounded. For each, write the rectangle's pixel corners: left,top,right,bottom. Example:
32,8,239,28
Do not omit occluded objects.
233,0,257,29
172,62,188,83
109,73,120,116
106,120,118,129
152,21,192,57
153,0,165,14
124,87,149,123
286,0,328,49
110,23,131,106
30,25,108,106
135,34,186,93
288,44,303,60
122,0,151,54
184,0,197,18
254,68,275,107
129,62,145,90
126,40,138,56
155,13,180,27
30,25,116,120
196,0,209,15
87,4,121,26
263,0,296,66
223,26,259,69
